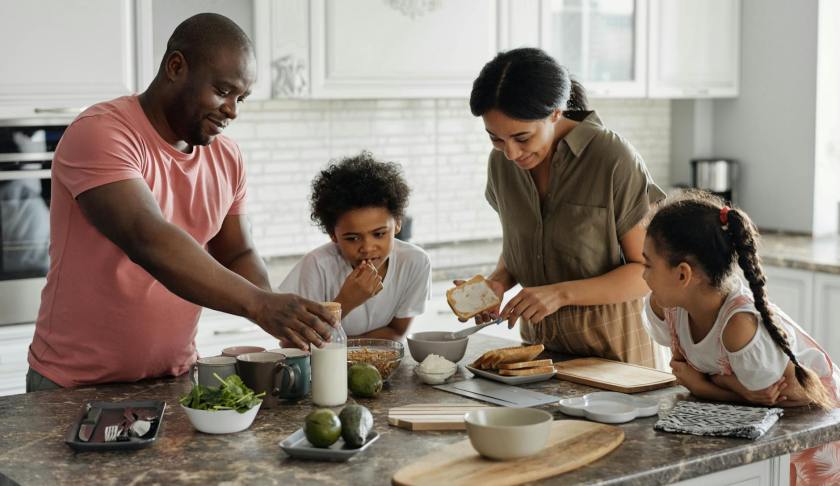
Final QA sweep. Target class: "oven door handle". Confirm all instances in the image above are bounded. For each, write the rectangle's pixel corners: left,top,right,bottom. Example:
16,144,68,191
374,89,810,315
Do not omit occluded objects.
0,170,51,181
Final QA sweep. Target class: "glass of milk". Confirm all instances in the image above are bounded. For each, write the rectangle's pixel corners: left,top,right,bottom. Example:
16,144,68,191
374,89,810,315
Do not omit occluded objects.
311,302,348,406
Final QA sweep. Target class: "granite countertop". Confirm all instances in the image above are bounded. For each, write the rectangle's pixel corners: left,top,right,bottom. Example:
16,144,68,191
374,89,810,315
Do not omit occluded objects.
2,335,839,486
759,233,840,275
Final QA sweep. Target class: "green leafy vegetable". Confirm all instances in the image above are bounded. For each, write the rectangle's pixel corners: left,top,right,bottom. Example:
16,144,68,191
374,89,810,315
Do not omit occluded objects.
179,373,264,413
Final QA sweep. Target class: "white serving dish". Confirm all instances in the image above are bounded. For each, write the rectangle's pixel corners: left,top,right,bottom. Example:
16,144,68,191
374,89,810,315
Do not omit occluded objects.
464,408,553,460
465,365,555,385
279,428,380,462
181,402,261,434
555,392,659,424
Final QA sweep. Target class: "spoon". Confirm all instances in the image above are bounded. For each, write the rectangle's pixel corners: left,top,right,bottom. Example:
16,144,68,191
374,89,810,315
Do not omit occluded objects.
447,317,504,341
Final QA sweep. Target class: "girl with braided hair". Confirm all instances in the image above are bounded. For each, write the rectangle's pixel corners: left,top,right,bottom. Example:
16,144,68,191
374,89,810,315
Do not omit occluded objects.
641,190,839,485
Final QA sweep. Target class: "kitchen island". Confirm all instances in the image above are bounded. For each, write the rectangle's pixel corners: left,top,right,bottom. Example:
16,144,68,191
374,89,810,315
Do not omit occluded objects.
1,334,839,485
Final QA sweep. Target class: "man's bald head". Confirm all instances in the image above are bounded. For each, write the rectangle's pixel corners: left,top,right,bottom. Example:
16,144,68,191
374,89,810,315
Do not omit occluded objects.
143,12,257,148
160,13,254,72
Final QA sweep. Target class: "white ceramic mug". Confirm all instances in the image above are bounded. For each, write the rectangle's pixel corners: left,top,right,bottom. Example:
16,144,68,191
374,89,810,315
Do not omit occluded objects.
192,356,238,387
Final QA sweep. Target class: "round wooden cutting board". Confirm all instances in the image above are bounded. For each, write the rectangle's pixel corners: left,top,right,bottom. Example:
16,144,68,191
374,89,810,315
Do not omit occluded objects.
392,419,624,486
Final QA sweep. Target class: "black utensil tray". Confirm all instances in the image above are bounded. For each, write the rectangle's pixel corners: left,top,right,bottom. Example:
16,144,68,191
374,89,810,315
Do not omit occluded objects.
64,400,166,451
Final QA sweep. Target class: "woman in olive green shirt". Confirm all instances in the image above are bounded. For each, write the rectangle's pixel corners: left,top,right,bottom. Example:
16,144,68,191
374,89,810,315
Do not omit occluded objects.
469,47,665,366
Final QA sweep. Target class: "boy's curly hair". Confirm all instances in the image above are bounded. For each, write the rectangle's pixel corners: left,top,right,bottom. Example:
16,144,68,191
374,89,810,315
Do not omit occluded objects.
310,151,410,235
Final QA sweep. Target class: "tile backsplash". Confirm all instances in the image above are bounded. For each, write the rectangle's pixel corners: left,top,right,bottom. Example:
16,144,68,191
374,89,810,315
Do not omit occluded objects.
226,98,670,258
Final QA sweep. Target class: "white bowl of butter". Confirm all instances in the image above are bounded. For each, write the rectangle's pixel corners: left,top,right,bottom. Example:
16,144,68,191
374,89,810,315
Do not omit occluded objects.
414,354,458,384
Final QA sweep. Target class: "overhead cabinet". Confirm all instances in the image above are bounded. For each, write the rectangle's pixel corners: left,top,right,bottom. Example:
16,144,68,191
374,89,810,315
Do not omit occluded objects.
0,0,742,112
503,0,738,99
540,0,648,98
648,0,740,98
276,0,500,99
0,0,136,118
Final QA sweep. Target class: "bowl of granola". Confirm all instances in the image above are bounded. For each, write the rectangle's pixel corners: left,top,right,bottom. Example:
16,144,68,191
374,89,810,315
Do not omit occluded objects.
347,339,404,382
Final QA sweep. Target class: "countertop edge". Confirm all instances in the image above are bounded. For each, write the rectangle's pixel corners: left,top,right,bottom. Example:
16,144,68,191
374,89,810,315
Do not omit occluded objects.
607,424,840,485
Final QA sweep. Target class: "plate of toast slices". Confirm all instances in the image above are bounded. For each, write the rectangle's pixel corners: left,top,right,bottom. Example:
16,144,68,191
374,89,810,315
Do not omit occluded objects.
466,344,555,385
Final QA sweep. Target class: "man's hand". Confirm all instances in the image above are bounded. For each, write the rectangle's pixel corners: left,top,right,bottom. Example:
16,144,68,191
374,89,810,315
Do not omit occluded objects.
251,293,337,350
711,374,788,406
336,260,383,312
499,284,564,329
452,278,506,325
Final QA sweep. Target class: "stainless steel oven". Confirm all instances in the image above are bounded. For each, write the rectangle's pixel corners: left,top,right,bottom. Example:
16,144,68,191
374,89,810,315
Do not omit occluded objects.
0,119,69,326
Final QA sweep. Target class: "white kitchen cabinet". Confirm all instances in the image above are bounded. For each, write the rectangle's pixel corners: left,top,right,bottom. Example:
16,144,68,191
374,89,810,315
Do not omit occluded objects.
648,0,740,98
0,0,135,118
0,323,35,397
674,454,789,486
814,273,840,363
540,0,648,98
762,266,840,364
763,266,814,334
135,0,271,100
298,0,500,99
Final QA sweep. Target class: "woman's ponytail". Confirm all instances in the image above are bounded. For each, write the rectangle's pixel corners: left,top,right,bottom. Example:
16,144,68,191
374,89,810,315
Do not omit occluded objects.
567,78,589,111
727,209,835,410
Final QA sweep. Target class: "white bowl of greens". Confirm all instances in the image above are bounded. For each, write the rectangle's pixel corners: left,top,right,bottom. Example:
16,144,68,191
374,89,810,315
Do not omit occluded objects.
179,374,264,434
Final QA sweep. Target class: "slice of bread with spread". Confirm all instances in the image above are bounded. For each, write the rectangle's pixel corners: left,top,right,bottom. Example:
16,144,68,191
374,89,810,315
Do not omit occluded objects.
446,275,501,320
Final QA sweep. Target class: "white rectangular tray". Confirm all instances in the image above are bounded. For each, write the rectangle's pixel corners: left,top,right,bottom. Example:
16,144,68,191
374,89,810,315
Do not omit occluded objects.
465,365,555,385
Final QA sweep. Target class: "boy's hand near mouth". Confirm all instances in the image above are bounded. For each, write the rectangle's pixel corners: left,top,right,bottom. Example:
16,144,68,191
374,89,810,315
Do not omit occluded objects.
335,258,385,314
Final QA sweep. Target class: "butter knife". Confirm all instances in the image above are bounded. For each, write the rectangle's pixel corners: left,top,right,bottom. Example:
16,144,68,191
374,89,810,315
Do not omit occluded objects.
78,405,102,442
447,317,504,340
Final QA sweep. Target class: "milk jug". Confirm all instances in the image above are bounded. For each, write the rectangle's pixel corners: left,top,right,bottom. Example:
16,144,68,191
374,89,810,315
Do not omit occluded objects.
311,302,348,406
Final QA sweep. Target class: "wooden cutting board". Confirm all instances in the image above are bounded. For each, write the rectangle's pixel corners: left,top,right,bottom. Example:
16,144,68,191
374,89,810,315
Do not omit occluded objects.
392,420,624,486
388,404,491,431
554,357,676,393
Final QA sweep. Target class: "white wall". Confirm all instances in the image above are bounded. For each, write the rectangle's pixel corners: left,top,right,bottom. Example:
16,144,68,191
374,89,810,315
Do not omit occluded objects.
227,98,671,258
813,0,840,235
670,0,840,235
669,99,714,186
710,0,818,233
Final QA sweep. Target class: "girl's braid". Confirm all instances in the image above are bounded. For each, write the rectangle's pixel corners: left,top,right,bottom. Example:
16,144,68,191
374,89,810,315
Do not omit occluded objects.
727,209,834,410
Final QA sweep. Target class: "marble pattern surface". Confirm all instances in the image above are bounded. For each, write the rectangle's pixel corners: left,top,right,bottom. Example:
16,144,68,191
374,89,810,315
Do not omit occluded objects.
2,335,839,485
759,233,840,274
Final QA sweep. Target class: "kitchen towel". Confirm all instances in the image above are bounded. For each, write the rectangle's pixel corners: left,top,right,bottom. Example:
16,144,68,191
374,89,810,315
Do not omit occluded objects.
654,401,783,440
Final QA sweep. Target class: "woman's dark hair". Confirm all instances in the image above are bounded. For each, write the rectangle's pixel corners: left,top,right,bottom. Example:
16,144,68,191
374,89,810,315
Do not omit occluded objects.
469,47,588,120
310,151,410,235
647,190,834,410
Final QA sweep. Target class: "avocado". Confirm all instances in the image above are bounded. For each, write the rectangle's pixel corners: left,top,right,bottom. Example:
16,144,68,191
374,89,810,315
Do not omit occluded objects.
348,363,383,398
304,408,342,448
339,404,374,448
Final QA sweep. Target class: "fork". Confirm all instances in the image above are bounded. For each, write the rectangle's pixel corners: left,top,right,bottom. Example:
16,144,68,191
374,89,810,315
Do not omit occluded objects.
103,424,122,442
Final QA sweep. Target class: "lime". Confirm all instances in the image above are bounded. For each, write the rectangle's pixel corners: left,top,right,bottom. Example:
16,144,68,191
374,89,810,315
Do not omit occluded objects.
348,363,383,398
304,409,342,448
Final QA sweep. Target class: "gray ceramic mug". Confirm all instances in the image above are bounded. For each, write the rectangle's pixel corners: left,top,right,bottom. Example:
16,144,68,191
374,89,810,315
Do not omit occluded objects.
235,352,298,408
192,356,237,387
269,348,311,400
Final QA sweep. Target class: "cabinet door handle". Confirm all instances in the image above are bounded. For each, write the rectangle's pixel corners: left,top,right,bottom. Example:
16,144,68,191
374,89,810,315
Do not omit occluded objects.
213,326,260,336
33,107,85,114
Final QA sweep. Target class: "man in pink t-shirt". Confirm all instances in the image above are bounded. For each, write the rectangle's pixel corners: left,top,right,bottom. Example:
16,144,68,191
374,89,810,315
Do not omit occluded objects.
27,14,337,390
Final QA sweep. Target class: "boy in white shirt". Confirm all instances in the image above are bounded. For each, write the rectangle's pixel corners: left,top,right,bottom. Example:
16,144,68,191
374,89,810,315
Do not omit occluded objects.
278,151,431,340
